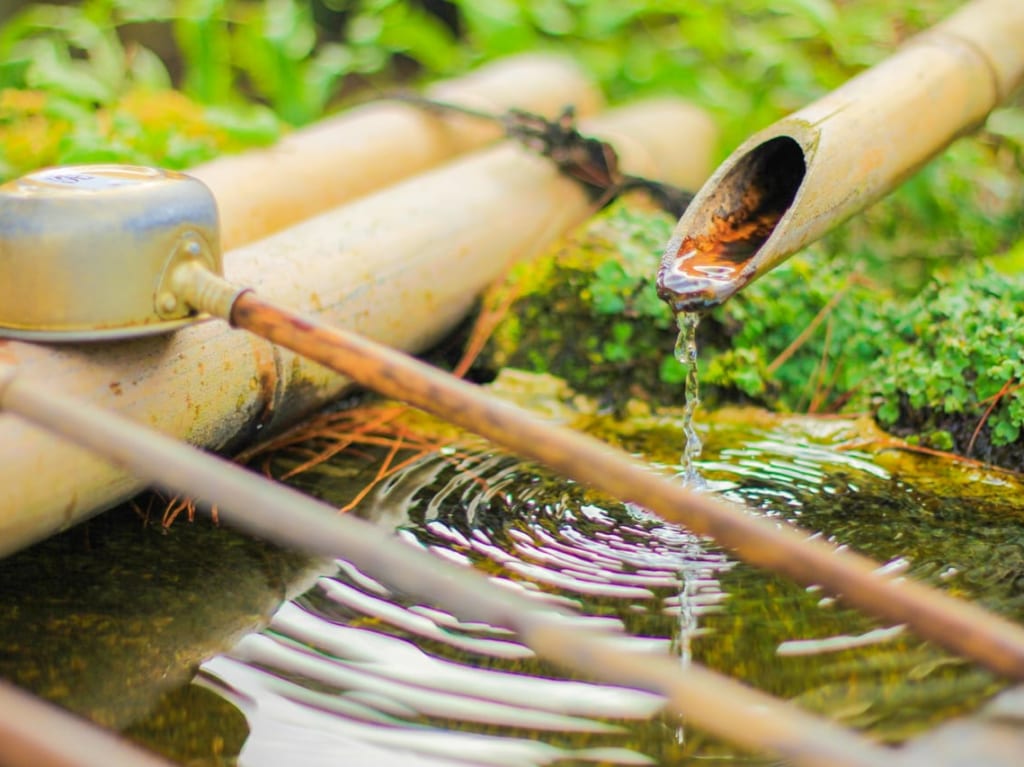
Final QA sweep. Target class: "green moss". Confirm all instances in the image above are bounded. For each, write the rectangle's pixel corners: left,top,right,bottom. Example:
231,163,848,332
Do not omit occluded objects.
711,260,1024,468
480,202,682,410
862,267,1024,465
479,200,1024,470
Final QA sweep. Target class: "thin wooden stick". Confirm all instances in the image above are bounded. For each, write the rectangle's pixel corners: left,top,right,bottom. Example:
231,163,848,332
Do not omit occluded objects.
231,290,1024,681
0,363,892,767
967,376,1016,456
766,280,851,377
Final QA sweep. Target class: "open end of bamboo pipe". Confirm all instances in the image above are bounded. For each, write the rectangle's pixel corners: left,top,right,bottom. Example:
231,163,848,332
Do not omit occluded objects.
656,135,806,313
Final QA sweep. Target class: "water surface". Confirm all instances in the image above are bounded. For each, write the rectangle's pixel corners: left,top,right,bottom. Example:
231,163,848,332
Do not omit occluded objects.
3,393,1023,765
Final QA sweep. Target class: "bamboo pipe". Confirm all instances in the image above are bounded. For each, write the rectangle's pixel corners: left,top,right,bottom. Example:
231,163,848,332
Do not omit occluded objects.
0,364,894,767
0,680,175,767
0,99,717,557
190,53,602,250
656,0,1024,312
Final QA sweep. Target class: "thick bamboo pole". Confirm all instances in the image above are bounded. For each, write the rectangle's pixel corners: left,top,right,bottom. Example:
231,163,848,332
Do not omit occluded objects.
657,0,1024,312
0,365,894,767
0,99,717,557
191,53,603,250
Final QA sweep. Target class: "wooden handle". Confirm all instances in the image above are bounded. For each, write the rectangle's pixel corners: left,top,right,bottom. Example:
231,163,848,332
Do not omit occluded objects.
231,289,1024,681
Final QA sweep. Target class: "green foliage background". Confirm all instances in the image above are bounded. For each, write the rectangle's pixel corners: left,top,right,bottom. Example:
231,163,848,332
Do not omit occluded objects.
2,0,1023,466
1,1,1002,172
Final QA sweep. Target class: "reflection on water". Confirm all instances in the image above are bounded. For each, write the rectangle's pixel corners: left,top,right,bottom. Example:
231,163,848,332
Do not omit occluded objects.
153,406,1024,765
199,449,733,765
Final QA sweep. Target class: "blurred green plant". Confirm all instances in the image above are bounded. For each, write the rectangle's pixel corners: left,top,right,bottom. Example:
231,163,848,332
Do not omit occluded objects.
713,250,1024,467
436,0,964,154
0,1,281,179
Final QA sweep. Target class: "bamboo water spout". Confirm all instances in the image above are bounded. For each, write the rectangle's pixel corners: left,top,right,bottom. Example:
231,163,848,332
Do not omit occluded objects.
657,0,1024,313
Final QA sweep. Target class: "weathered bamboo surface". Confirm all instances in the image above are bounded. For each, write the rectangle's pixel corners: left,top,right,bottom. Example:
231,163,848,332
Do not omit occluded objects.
191,53,603,249
0,98,717,557
659,0,1024,310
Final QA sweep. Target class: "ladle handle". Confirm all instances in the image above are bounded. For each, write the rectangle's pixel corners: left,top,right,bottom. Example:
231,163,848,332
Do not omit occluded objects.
164,255,249,322
228,290,1024,681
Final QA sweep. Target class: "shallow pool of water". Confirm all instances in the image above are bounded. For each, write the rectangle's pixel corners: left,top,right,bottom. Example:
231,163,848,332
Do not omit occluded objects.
3,390,1024,765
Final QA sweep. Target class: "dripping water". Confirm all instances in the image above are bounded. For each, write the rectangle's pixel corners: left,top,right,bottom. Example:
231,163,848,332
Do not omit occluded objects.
673,311,706,489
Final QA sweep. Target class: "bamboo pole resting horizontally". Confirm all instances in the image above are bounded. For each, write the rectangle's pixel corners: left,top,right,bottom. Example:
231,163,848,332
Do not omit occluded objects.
191,53,603,250
0,98,718,557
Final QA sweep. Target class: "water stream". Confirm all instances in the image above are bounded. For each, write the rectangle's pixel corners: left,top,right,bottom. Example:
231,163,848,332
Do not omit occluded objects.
673,311,706,489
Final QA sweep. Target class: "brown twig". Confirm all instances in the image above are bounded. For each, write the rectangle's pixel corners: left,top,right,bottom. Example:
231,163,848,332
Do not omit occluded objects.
767,283,850,377
806,313,836,413
967,376,1018,456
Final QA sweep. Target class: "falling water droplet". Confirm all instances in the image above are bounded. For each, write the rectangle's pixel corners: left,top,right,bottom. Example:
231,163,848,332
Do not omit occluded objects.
674,312,706,490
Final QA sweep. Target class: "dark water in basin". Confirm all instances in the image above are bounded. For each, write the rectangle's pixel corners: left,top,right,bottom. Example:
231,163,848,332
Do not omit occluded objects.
3,396,1024,765
165,406,1024,764
197,446,731,765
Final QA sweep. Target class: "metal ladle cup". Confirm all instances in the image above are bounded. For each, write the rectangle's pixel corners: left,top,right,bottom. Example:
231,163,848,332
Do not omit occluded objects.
4,165,1024,691
0,165,240,340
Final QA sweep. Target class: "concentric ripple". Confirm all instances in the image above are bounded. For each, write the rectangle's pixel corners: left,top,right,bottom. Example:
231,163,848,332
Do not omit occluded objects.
197,449,734,766
190,410,1024,764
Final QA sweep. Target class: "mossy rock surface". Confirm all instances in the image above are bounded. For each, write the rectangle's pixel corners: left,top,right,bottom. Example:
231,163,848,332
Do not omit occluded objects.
476,201,1024,473
478,203,684,410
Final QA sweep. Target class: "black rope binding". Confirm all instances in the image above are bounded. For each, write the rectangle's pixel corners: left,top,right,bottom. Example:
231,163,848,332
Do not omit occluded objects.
393,94,694,217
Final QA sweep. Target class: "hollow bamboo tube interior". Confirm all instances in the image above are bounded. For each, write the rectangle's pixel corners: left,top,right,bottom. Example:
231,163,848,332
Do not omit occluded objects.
657,0,1024,312
0,365,893,767
229,288,1024,682
190,53,602,250
0,98,717,557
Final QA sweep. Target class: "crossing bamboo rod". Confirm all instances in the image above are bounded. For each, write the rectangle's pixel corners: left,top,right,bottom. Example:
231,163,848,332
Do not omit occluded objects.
228,289,1024,682
0,680,175,767
0,363,895,767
